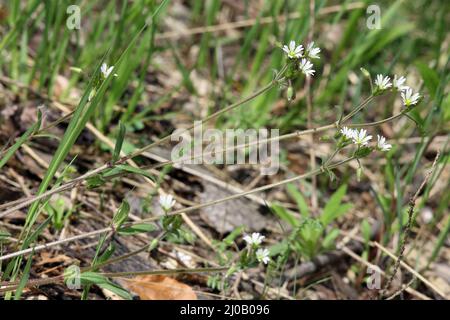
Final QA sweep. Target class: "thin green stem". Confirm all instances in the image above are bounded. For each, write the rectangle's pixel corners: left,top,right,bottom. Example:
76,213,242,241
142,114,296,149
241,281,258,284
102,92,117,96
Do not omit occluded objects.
0,66,287,220
349,111,406,128
0,110,408,218
119,66,287,164
342,95,374,122
323,148,341,168
83,231,167,273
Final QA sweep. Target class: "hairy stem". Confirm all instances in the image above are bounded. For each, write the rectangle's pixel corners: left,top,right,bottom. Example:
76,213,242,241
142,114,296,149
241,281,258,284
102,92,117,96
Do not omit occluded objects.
0,156,356,262
0,110,409,218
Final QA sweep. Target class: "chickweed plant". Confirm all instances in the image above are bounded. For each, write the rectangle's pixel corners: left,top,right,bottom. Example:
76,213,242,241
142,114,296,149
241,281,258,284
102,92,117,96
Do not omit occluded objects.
0,23,427,299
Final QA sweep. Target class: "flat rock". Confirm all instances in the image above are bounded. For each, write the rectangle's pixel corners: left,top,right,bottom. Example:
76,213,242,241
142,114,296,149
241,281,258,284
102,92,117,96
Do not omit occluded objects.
198,181,267,234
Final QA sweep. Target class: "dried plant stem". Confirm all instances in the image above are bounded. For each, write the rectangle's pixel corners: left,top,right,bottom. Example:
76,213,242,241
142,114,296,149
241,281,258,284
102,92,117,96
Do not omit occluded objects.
386,277,417,300
0,110,407,218
100,267,228,278
143,111,406,171
342,96,374,122
373,241,445,298
0,67,286,218
380,151,441,298
155,3,365,41
0,267,228,294
0,156,356,262
119,77,282,164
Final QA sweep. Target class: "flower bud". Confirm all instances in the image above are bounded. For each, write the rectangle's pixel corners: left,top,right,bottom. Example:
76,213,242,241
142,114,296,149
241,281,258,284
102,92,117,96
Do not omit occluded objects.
70,67,83,73
149,238,159,251
360,67,371,79
287,86,295,101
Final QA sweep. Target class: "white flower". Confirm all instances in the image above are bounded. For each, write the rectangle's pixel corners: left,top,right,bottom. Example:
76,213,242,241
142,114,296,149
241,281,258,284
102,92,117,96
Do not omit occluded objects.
374,74,392,91
243,232,265,247
352,129,372,146
159,194,176,211
282,41,303,59
377,135,392,152
299,58,315,77
101,62,117,78
393,75,408,91
401,88,420,107
256,248,270,265
340,126,356,140
305,42,321,59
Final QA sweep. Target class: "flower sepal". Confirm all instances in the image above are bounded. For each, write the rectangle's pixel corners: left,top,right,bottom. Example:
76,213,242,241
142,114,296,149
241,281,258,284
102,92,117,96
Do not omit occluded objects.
285,61,301,80
373,74,392,96
354,146,373,159
161,214,183,233
238,248,258,269
286,85,295,101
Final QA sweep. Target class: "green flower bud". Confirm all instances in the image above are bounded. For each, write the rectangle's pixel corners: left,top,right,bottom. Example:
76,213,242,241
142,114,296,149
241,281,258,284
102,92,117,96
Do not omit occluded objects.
287,86,295,101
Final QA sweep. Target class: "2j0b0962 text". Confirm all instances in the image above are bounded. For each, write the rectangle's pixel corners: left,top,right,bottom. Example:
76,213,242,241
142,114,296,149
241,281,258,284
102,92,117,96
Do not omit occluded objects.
179,303,270,317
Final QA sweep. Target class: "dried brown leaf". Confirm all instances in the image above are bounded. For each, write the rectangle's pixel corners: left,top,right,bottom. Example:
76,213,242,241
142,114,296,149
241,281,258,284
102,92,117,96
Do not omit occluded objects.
121,275,197,300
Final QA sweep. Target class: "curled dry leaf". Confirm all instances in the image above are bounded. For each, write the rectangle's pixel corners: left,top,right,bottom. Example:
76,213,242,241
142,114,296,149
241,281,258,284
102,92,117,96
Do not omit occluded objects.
120,275,197,300
36,252,72,267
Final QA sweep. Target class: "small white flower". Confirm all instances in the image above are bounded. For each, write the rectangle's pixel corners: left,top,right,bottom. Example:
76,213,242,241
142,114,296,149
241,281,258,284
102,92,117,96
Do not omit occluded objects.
256,248,270,265
305,42,321,59
340,126,356,140
299,58,315,77
393,75,408,91
159,194,176,211
243,232,265,247
401,88,420,107
374,74,392,91
282,41,303,59
101,62,117,78
352,129,372,146
377,135,392,152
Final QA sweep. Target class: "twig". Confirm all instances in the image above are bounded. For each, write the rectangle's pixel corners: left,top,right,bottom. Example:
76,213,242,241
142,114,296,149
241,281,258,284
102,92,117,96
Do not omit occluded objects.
0,109,408,217
374,240,445,299
0,67,287,218
380,150,441,298
155,3,365,41
386,277,417,300
0,267,227,294
0,157,356,262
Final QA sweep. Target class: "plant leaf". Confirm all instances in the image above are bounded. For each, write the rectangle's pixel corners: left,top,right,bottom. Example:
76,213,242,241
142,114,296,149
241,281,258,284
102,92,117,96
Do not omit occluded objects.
14,250,34,300
271,203,298,227
118,223,157,236
112,121,126,163
80,272,132,300
103,164,155,181
286,183,310,217
415,61,439,99
321,184,348,226
322,228,340,250
113,201,130,229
